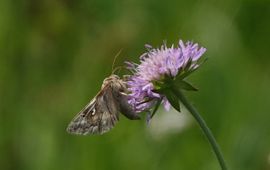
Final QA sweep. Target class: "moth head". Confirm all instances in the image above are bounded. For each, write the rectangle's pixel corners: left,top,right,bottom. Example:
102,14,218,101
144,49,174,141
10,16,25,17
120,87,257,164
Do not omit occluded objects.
101,74,125,90
102,74,119,84
108,74,120,80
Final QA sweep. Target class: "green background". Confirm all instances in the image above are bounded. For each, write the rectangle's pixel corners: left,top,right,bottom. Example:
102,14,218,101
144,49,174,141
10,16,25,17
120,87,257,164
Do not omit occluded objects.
1,0,270,170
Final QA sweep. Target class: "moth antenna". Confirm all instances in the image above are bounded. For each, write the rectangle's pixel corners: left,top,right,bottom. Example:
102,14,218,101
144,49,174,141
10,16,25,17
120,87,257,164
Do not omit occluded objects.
112,66,124,75
111,49,123,74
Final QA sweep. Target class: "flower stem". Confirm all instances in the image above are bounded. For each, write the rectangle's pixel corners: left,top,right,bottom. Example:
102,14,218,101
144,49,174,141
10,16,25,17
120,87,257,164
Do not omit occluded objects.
173,89,228,170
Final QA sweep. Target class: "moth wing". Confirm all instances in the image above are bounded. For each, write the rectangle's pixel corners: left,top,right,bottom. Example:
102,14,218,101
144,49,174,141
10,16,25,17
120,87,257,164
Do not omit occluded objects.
66,85,120,135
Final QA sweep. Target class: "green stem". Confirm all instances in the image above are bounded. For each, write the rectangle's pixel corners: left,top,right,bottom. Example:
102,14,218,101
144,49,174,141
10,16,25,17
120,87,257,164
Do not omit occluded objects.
173,89,228,170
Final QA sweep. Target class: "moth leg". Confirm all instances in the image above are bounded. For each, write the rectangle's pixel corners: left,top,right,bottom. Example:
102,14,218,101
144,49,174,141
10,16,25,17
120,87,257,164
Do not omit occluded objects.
122,75,131,81
118,93,141,120
121,108,141,120
119,92,128,96
120,101,141,120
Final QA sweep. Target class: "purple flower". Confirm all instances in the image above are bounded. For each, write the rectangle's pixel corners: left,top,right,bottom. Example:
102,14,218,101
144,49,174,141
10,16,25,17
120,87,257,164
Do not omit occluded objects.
126,40,206,113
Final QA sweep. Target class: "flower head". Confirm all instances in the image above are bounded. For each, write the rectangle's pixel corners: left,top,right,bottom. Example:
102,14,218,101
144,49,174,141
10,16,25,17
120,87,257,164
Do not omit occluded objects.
126,40,206,113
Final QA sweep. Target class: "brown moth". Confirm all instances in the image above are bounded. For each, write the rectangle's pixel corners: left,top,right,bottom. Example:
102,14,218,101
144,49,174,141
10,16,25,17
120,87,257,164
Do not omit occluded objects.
66,74,140,135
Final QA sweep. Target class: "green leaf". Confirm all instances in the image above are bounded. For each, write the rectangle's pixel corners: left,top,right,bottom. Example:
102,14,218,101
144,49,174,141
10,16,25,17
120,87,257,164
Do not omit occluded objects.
176,58,208,80
184,58,193,71
174,80,198,91
162,89,181,112
150,99,162,119
177,67,198,80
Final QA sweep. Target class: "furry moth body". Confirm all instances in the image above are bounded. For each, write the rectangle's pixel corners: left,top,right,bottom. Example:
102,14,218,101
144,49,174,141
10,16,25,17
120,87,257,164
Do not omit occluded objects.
66,74,140,135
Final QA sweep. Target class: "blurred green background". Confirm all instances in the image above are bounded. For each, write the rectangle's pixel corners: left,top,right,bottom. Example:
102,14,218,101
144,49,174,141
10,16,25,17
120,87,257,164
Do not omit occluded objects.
1,0,270,170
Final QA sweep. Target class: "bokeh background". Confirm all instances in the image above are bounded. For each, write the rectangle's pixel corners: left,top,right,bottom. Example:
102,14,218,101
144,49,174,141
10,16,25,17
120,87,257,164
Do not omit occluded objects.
1,0,270,170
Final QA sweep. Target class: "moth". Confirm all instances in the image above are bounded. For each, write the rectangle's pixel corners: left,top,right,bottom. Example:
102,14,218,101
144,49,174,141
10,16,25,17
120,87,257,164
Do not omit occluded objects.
66,74,140,135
